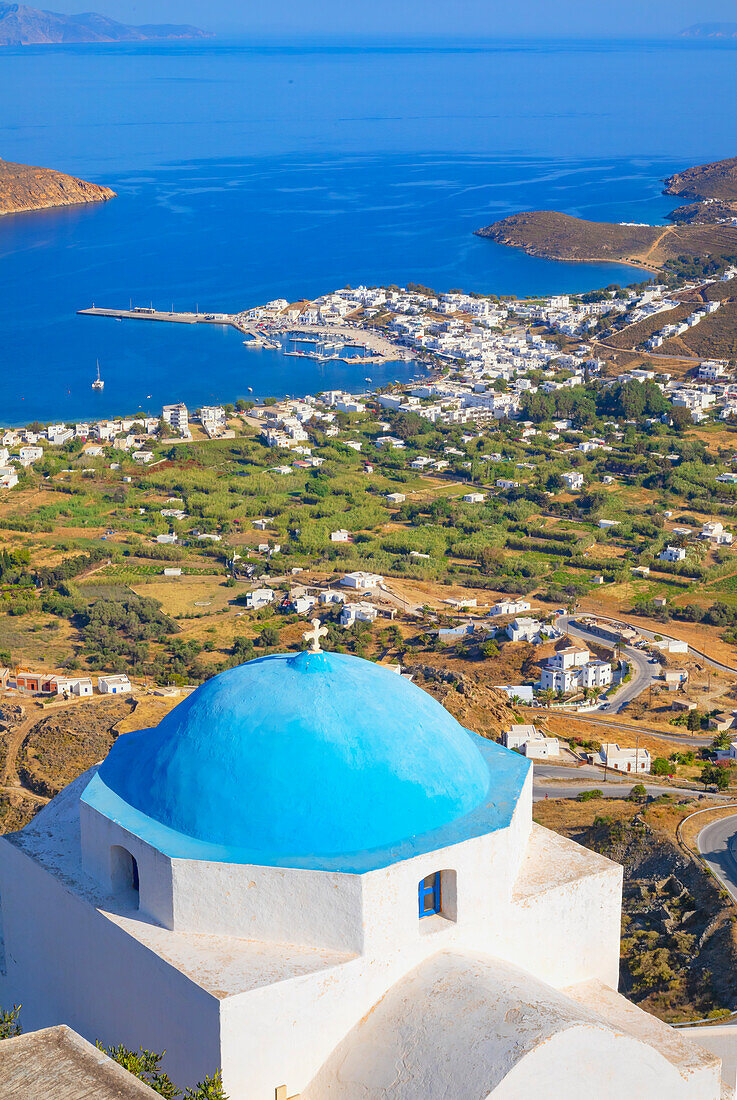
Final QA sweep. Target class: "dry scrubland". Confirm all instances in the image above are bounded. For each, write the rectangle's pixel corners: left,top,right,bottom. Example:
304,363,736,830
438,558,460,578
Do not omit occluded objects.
534,796,737,1022
475,211,737,272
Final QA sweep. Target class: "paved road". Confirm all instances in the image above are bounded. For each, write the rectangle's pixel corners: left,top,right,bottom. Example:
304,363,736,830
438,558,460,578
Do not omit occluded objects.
633,622,737,677
532,762,702,802
543,711,711,748
532,780,689,802
555,616,655,713
697,814,737,904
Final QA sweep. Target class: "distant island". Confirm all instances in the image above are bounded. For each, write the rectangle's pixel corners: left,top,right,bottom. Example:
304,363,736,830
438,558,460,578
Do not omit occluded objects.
0,3,209,46
475,155,737,274
0,158,115,215
680,23,737,38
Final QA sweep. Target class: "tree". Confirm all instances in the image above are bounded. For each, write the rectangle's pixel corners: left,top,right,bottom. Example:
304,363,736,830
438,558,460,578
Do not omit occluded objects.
628,783,647,802
700,762,731,791
0,1004,21,1040
651,757,671,777
670,406,693,433
257,624,280,648
99,1045,228,1099
98,1046,181,1098
686,709,703,732
711,729,732,751
185,1070,228,1100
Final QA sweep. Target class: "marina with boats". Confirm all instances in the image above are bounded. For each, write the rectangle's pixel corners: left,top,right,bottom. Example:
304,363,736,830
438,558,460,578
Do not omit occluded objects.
77,304,413,368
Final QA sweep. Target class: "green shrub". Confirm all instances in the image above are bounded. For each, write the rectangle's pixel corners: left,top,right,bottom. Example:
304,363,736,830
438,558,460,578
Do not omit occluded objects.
577,789,604,802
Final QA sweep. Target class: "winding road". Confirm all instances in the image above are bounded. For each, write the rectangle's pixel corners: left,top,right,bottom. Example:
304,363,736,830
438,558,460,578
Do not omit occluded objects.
697,813,737,905
555,615,655,714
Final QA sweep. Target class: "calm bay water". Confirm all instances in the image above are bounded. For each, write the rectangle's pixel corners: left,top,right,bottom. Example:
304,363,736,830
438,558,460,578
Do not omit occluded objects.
1,36,737,424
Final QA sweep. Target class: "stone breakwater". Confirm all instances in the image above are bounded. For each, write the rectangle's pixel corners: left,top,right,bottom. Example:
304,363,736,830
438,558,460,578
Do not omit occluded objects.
0,159,115,216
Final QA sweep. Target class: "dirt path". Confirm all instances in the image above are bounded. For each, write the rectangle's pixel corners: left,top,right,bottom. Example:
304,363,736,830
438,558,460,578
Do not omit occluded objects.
1,712,38,787
636,225,674,266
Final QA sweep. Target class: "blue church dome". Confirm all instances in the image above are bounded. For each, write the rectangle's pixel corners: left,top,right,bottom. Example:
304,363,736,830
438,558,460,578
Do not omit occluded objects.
91,651,501,866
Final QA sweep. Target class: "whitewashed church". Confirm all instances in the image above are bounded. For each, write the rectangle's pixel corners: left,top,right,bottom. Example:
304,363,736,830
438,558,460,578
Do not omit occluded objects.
0,641,732,1098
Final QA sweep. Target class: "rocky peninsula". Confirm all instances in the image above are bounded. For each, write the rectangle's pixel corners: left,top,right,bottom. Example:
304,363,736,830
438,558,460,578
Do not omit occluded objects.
475,155,737,272
0,158,115,216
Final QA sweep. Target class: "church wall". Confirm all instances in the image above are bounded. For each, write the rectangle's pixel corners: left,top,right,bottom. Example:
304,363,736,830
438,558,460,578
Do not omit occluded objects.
214,791,537,1100
0,839,221,1092
80,801,174,928
505,865,623,989
169,860,365,953
360,771,532,958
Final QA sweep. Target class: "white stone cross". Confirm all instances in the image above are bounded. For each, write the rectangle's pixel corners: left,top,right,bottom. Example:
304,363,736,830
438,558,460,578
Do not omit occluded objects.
303,618,328,653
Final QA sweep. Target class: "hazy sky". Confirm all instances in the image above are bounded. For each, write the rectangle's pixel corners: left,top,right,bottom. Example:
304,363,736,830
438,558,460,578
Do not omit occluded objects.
52,0,737,37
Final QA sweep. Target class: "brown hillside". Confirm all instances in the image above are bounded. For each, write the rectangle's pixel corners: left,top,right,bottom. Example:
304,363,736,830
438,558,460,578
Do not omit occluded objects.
664,156,737,202
0,158,115,216
667,199,737,225
475,210,737,272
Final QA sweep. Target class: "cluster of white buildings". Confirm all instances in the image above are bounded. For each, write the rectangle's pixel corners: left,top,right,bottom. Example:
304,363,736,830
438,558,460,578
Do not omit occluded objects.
647,301,721,349
539,644,613,695
3,669,131,698
502,723,560,759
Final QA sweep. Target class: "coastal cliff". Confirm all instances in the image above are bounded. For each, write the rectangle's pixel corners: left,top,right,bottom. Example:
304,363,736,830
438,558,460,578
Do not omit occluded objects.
0,158,115,216
663,156,737,202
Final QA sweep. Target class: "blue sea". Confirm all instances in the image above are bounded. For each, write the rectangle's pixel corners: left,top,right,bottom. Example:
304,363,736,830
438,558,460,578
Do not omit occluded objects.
1,36,737,424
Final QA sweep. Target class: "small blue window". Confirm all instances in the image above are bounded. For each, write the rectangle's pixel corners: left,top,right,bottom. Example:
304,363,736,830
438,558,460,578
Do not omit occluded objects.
418,873,441,918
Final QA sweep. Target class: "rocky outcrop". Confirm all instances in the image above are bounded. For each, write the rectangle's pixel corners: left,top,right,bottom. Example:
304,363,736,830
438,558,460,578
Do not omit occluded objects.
664,155,737,202
0,158,115,216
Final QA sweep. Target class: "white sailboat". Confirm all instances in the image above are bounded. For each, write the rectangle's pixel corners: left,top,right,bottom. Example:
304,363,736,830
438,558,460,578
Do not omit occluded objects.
92,361,104,391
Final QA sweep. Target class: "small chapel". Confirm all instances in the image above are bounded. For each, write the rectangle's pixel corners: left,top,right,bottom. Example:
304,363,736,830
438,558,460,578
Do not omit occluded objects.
0,641,732,1098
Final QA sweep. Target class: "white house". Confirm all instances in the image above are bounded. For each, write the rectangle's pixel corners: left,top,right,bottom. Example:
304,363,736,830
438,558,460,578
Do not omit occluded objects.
490,599,531,617
340,602,378,627
561,471,584,492
330,530,351,543
386,492,406,504
97,674,131,695
540,645,612,694
503,725,560,759
162,404,190,437
50,676,94,698
659,545,687,563
0,649,726,1099
320,590,346,605
506,617,542,643
292,595,318,615
0,467,18,489
462,493,486,504
341,571,383,590
245,588,275,610
702,521,733,545
18,446,43,466
598,742,651,774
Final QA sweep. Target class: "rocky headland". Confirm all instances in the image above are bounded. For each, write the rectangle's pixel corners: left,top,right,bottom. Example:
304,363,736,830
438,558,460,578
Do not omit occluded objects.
0,158,115,216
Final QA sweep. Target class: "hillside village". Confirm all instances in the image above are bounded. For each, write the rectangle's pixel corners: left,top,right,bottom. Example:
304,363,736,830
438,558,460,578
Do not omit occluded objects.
6,266,737,799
